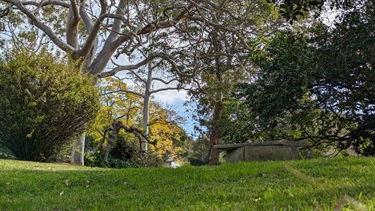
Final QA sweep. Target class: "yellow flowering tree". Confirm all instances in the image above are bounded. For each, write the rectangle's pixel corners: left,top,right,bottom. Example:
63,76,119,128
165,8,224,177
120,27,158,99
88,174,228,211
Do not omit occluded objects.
87,77,187,167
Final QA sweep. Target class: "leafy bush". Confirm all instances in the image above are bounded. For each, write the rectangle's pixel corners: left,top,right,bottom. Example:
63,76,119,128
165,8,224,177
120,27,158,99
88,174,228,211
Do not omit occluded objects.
85,134,139,168
0,49,100,161
187,136,209,166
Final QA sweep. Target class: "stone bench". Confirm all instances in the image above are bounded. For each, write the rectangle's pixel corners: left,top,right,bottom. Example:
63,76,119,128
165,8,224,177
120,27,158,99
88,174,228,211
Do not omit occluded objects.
214,141,304,163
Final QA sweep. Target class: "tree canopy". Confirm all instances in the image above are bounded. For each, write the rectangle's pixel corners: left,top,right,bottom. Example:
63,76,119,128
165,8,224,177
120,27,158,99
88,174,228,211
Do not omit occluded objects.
0,0,285,164
86,77,187,167
2,0,374,164
237,0,375,155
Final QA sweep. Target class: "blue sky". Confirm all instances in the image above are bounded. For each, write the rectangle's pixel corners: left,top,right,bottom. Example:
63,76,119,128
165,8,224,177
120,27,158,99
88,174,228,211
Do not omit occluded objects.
153,89,198,139
113,58,199,139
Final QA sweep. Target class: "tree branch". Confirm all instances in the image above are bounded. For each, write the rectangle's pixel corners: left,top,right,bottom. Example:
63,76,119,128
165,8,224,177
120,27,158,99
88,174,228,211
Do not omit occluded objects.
115,121,157,147
78,0,107,58
21,0,70,8
66,0,80,50
103,89,145,98
89,3,194,75
2,0,75,54
79,6,97,66
0,6,10,18
126,69,147,84
98,53,160,78
152,77,179,85
149,87,183,95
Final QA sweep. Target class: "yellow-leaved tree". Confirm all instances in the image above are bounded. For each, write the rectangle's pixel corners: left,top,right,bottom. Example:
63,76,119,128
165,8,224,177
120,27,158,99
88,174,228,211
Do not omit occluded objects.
147,102,187,165
86,77,187,168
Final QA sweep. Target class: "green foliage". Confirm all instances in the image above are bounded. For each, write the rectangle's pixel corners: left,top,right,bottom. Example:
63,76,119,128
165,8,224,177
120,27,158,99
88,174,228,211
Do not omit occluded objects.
0,49,100,161
85,134,140,169
237,1,375,154
88,77,188,167
268,0,324,23
85,151,140,169
214,98,254,143
1,157,375,209
242,30,314,120
186,136,210,166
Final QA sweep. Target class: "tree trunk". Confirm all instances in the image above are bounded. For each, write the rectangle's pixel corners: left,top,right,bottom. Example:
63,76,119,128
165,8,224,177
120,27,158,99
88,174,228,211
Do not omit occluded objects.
142,94,150,154
208,101,223,165
141,63,152,158
69,7,99,165
71,133,85,165
103,132,116,164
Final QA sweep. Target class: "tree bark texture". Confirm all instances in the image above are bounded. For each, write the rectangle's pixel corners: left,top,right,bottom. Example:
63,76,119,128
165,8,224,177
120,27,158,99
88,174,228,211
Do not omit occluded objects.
141,63,153,155
208,101,223,165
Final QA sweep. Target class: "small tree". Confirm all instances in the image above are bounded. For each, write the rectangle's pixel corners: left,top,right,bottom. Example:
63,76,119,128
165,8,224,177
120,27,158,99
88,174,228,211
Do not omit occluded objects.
0,49,100,161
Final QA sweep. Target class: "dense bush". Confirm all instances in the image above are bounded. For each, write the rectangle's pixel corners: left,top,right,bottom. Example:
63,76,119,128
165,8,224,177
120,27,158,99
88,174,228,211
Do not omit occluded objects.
187,137,209,166
236,1,375,155
85,134,140,168
0,49,100,161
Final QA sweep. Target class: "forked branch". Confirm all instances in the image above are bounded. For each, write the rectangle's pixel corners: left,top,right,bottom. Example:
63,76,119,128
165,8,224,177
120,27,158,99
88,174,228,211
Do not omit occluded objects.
100,120,156,163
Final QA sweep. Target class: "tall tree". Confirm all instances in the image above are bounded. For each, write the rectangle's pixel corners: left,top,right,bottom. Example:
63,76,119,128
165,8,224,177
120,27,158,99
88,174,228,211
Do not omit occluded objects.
185,0,280,164
1,0,275,164
107,59,185,156
90,77,186,165
238,0,375,155
0,0,264,165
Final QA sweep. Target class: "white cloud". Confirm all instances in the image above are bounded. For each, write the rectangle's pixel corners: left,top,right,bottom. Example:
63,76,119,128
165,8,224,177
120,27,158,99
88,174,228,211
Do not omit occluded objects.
153,89,188,104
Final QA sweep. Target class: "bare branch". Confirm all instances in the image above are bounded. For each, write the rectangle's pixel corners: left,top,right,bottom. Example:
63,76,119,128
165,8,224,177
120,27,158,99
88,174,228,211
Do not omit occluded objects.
70,0,79,21
127,69,148,83
152,77,179,85
104,0,126,44
90,3,194,75
2,0,75,54
98,53,159,78
0,6,10,18
103,89,145,98
149,87,183,95
116,121,157,146
79,6,97,66
66,0,81,49
138,4,194,35
78,0,108,59
21,0,69,8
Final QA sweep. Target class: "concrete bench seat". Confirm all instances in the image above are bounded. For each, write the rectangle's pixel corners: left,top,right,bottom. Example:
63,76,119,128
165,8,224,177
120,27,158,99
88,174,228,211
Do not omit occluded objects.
214,141,304,163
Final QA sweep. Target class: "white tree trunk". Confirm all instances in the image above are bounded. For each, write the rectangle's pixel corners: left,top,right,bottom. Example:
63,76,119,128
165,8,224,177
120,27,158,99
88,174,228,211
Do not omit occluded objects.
71,133,85,165
141,63,152,155
142,95,150,153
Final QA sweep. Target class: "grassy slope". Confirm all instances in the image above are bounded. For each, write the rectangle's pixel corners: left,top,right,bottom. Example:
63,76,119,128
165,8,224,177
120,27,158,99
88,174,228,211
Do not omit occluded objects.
0,157,374,210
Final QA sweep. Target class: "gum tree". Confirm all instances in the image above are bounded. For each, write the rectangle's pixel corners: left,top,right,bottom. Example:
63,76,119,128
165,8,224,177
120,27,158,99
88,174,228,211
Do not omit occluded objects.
0,0,277,165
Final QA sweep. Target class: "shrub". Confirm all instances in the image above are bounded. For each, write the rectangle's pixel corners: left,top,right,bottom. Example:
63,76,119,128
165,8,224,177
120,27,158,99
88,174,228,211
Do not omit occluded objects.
85,134,140,168
0,49,100,161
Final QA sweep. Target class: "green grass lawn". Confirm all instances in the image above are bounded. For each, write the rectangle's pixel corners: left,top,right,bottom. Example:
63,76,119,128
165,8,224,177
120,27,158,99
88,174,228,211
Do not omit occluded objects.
0,157,374,210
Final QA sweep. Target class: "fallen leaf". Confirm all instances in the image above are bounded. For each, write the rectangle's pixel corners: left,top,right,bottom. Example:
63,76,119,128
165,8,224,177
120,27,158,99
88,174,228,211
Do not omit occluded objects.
60,191,64,196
